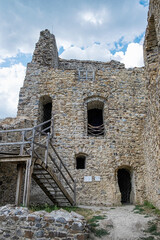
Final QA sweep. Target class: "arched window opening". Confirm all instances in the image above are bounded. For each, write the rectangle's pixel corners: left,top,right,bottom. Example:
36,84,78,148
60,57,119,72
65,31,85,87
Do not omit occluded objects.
118,168,131,204
76,155,86,169
145,15,159,80
87,101,104,136
39,96,52,132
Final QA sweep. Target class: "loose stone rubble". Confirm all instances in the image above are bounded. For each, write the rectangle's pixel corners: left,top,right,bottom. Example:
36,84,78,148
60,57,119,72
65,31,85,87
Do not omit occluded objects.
0,205,89,240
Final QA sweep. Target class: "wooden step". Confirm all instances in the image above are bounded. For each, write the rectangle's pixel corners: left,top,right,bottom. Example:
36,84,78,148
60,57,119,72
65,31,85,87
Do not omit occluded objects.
32,160,74,206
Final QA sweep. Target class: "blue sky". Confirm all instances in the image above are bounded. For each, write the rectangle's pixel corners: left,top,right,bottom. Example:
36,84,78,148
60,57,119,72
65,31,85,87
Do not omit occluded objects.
0,0,149,118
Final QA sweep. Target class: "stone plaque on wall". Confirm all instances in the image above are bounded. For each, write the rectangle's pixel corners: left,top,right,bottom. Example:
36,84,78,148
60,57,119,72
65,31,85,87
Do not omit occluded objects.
95,176,101,182
84,176,92,182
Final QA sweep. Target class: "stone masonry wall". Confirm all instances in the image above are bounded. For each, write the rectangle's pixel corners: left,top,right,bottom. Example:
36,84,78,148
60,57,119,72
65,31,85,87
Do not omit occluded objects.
143,0,160,208
32,29,59,68
17,29,147,206
0,205,89,240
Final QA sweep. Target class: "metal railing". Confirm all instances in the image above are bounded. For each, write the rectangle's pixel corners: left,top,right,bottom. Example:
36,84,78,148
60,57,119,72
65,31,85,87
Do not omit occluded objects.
88,123,105,136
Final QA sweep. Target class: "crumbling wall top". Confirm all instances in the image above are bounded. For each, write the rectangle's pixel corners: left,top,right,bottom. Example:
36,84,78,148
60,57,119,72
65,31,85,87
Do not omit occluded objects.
32,29,59,68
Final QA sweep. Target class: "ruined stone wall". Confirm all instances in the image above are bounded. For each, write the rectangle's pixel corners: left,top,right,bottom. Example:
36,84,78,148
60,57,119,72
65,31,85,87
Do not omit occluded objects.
59,58,125,70
0,205,89,239
0,164,17,205
3,7,159,206
32,29,59,68
17,28,147,206
143,0,160,208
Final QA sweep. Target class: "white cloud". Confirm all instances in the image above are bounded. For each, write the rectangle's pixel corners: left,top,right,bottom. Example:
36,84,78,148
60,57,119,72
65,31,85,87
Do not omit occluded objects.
0,0,148,59
113,43,144,68
80,9,108,25
0,63,26,118
60,42,144,68
60,43,112,62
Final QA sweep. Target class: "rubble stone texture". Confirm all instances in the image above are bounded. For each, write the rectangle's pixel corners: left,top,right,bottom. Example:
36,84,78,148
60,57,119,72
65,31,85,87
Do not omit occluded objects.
0,205,89,240
0,0,160,208
143,0,160,208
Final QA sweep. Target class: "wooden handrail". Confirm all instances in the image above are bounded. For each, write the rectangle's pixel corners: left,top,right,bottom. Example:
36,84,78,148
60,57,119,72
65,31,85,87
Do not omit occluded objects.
0,128,32,133
0,116,76,205
34,119,52,129
0,141,31,146
88,123,105,136
49,142,74,182
48,152,74,193
88,123,104,128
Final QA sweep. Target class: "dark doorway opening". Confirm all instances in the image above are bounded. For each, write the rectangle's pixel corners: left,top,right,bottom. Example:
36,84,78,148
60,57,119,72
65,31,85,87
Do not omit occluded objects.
88,109,104,136
76,156,86,169
43,102,52,132
118,169,131,204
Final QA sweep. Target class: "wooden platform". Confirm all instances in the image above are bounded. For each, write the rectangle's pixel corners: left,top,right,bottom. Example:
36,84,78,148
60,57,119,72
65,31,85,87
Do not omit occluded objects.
0,155,30,163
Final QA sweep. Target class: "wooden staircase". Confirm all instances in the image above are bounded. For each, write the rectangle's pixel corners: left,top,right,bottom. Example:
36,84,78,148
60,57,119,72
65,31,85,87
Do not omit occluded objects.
33,162,74,206
0,118,76,207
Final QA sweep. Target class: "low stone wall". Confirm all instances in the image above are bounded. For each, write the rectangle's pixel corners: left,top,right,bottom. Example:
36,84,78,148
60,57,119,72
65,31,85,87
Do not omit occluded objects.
0,205,89,240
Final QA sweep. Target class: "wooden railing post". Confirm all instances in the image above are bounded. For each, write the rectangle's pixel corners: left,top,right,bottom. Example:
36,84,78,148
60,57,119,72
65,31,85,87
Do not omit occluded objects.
15,164,24,206
22,128,36,207
23,159,33,207
59,161,62,181
51,116,54,137
74,180,76,206
20,130,25,155
44,133,50,165
30,128,36,161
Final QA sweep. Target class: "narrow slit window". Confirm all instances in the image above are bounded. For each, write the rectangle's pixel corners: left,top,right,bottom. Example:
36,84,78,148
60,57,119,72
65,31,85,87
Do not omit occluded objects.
39,96,52,133
76,156,86,169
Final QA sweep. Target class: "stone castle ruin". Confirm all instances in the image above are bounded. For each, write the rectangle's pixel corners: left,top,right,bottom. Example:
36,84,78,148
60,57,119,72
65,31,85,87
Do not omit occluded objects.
0,0,160,208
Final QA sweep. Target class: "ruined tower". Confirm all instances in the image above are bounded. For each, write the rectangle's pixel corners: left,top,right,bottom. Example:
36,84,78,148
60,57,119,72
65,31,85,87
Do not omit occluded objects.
0,0,160,208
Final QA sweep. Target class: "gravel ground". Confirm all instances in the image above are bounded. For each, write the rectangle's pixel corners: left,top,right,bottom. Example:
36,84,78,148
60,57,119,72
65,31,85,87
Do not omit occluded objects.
80,205,158,240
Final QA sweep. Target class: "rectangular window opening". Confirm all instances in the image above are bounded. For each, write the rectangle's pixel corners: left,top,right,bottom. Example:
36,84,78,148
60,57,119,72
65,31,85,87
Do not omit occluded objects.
76,156,86,169
87,108,104,136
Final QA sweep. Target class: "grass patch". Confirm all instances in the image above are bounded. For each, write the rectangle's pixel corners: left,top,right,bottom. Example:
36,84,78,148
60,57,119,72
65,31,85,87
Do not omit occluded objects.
29,204,59,213
133,201,160,217
133,205,145,214
143,201,160,216
147,223,157,233
88,215,106,223
143,221,160,238
140,237,155,240
88,215,111,238
144,201,156,210
93,228,109,237
29,204,96,220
